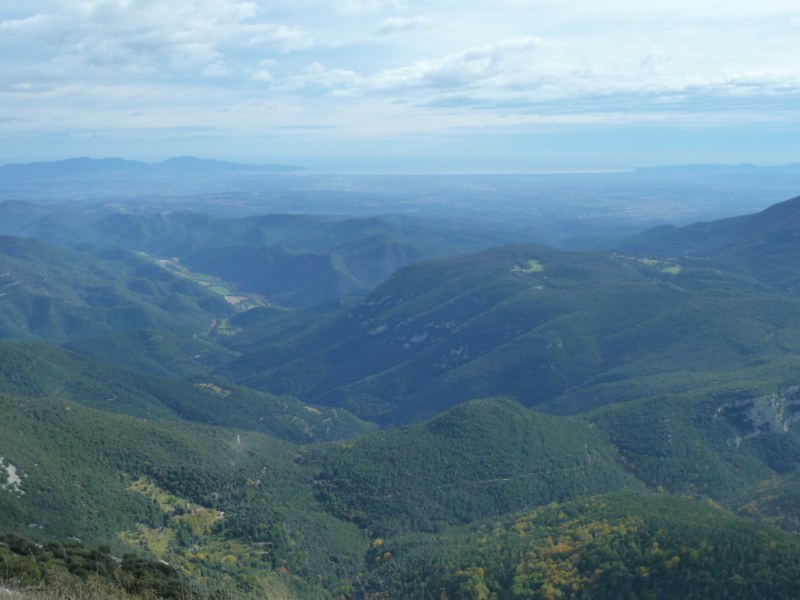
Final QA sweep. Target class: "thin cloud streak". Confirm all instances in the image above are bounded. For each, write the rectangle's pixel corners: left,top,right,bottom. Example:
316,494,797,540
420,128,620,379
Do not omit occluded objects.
375,16,429,35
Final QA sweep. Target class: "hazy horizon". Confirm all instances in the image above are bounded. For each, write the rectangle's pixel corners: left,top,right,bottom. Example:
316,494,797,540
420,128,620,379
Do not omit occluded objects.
4,154,800,177
2,1,799,172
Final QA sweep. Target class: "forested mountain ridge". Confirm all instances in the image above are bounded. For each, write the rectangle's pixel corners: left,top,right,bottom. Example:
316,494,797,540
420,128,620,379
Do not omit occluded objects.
4,389,800,598
217,240,800,424
619,193,800,256
0,340,371,443
618,194,800,292
0,206,535,308
0,235,231,342
361,492,800,599
307,398,643,534
0,234,246,378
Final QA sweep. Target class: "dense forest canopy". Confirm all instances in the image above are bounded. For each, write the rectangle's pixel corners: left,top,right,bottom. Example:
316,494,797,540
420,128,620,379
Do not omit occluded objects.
3,165,800,598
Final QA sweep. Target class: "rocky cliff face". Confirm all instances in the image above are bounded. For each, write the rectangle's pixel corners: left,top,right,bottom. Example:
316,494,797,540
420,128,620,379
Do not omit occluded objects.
716,386,800,447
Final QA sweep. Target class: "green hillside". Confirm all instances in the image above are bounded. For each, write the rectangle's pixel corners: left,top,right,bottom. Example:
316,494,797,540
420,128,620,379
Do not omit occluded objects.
307,392,800,534
4,387,800,598
21,211,525,258
12,210,534,308
0,236,231,343
182,245,365,308
307,398,642,534
619,194,800,256
0,533,193,599
217,243,800,424
364,492,800,599
0,341,372,444
0,391,371,598
0,200,51,235
1,393,630,596
0,392,293,543
589,390,800,500
618,194,800,292
63,327,237,379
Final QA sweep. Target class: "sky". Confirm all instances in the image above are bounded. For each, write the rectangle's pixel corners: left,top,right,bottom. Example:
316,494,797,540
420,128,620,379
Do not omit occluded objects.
1,0,800,172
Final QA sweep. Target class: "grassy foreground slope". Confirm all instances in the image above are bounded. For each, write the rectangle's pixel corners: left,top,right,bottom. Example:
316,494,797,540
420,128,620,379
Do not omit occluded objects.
4,389,800,598
0,390,371,598
0,392,291,543
364,492,800,599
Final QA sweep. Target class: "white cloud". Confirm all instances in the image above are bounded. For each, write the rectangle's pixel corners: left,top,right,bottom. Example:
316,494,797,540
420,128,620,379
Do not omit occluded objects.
271,30,800,132
277,62,362,91
3,0,800,162
0,13,54,35
304,37,550,95
374,16,428,35
202,63,230,78
339,0,403,15
0,0,315,78
251,70,273,82
245,24,316,52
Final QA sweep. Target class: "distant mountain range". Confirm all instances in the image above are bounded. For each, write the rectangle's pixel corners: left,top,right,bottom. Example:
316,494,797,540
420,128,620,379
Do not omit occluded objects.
617,193,800,291
618,193,800,255
0,156,303,179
